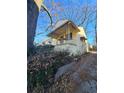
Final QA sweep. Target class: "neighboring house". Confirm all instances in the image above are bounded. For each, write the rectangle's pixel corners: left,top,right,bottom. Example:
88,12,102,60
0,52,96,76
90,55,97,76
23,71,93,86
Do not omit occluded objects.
41,38,55,45
42,38,51,45
47,20,89,55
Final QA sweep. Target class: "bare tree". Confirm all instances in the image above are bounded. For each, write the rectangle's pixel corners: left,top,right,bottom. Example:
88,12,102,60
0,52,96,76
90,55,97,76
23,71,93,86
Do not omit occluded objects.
35,0,97,45
56,4,97,44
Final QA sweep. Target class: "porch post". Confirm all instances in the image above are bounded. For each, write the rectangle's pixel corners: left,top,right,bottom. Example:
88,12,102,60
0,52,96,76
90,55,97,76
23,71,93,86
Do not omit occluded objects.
67,23,70,40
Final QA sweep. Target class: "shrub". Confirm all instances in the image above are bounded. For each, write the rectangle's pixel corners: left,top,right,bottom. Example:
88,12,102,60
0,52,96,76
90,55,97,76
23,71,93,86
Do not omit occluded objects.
27,47,76,93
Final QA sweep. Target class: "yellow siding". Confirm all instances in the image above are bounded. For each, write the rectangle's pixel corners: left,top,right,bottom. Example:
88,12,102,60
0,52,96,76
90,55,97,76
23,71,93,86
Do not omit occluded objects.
51,24,87,44
77,27,87,43
69,24,77,40
54,24,78,40
78,27,87,38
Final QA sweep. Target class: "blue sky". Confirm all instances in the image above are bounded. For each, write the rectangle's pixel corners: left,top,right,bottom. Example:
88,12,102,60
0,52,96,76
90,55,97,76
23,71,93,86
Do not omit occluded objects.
34,0,96,45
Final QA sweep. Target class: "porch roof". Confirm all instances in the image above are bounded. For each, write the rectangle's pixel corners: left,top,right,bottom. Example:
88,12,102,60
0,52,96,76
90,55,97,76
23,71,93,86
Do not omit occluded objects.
47,20,79,37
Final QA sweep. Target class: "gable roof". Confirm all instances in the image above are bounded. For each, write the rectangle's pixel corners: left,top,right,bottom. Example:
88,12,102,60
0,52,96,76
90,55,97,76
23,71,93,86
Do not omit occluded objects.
51,19,69,32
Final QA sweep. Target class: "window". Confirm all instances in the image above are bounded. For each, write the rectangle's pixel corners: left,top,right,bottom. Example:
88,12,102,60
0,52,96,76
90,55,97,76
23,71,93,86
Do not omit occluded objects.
80,37,86,42
65,33,72,40
70,33,72,39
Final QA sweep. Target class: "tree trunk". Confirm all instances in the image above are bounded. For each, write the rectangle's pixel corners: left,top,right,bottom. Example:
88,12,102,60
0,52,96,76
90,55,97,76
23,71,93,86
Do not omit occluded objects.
27,0,39,51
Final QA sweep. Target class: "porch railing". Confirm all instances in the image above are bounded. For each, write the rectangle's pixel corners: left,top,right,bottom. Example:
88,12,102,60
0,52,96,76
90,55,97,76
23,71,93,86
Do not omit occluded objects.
56,40,78,46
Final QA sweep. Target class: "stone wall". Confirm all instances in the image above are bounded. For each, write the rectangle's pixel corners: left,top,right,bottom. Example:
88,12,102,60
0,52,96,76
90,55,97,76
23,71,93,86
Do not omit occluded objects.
54,40,88,55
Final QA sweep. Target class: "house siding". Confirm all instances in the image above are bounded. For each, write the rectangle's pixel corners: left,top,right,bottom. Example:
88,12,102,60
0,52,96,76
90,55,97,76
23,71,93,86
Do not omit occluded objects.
46,22,89,55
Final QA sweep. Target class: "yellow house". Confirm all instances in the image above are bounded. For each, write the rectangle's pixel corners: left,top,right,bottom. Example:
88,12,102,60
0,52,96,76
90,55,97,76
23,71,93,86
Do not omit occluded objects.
47,20,88,55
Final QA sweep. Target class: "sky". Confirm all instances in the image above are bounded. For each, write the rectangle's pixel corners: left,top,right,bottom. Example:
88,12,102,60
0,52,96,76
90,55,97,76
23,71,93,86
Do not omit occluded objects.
34,0,96,45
